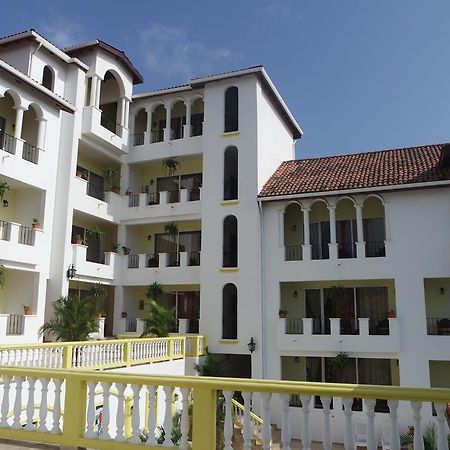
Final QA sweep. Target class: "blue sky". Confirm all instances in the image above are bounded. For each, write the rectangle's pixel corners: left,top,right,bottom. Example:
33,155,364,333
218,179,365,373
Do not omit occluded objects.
1,0,449,158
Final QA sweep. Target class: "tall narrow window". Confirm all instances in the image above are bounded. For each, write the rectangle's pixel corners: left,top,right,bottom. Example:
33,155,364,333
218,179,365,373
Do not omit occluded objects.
42,66,54,91
224,146,238,200
222,283,237,339
223,215,238,267
224,86,238,132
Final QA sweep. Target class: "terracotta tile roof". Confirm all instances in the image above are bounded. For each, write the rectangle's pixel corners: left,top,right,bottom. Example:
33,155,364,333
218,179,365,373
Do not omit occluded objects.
259,143,450,198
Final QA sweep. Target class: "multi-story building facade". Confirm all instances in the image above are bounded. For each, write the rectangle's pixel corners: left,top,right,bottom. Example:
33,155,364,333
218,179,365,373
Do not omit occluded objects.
0,29,449,434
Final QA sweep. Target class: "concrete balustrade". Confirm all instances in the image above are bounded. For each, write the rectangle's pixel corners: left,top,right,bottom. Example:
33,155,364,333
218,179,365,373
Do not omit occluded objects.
71,244,116,281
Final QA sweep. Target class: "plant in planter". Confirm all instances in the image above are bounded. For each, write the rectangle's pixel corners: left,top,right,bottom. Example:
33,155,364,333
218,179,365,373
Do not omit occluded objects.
164,222,179,265
23,305,32,315
122,246,131,255
0,180,10,201
278,309,288,318
329,352,349,379
111,244,120,253
125,187,132,195
74,235,84,245
103,167,119,191
0,264,5,289
32,218,41,229
86,226,105,244
88,282,107,316
162,158,180,176
121,311,128,319
146,282,163,301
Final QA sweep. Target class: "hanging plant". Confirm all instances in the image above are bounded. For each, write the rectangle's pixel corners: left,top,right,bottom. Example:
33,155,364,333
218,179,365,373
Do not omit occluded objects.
162,158,180,176
330,352,349,374
0,180,10,200
146,282,163,301
103,167,119,191
86,226,105,243
164,222,179,241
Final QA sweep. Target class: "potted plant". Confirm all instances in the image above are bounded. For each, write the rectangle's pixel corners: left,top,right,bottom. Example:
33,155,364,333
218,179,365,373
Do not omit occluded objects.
146,282,163,301
125,188,132,196
162,158,180,176
0,180,10,201
122,246,131,255
86,226,105,243
121,311,128,319
76,168,84,178
330,352,349,375
111,244,120,253
74,235,84,245
32,218,41,229
23,305,32,315
278,309,288,318
103,167,119,192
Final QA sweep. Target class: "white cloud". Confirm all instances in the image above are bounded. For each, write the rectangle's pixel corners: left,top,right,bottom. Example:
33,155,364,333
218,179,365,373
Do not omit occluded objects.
138,23,235,79
40,15,86,48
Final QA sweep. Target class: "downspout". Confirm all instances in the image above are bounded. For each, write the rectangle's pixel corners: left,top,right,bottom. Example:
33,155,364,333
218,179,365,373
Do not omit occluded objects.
29,42,43,77
258,199,266,379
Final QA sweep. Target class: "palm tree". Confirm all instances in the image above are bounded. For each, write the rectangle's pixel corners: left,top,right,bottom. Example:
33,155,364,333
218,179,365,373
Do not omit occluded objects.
39,295,98,341
141,300,175,338
88,282,107,315
0,264,5,289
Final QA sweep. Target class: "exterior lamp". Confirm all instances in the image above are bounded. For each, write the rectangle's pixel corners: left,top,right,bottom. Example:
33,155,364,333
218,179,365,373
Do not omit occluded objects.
247,337,256,353
66,264,77,279
2,199,8,207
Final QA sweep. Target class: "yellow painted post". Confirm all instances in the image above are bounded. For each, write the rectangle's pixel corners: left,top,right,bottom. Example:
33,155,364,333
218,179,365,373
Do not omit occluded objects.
192,385,217,449
62,375,87,445
62,345,73,369
168,338,174,360
123,341,132,367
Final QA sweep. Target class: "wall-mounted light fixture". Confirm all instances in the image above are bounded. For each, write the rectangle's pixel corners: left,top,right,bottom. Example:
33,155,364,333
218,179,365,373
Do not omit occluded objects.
440,287,445,295
293,290,298,298
294,356,300,363
66,264,77,279
292,225,297,231
2,199,8,207
247,337,256,353
147,234,152,241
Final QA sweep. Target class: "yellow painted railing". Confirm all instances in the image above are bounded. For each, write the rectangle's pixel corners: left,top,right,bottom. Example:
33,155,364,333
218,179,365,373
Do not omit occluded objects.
0,335,206,370
0,367,449,449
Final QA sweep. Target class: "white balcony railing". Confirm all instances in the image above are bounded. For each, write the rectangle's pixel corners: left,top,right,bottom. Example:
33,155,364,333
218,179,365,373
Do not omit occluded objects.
71,244,116,281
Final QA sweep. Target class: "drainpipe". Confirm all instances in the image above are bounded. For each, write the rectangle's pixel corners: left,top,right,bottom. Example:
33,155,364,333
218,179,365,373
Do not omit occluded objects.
29,42,42,77
258,199,266,379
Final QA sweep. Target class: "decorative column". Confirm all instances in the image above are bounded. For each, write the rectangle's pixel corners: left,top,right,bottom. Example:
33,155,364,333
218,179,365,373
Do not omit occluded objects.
383,201,391,257
301,207,311,261
277,209,285,247
119,96,126,127
327,204,338,259
89,75,98,107
184,101,191,138
355,202,365,258
124,99,130,128
36,117,47,149
13,105,26,139
95,76,102,108
145,107,152,143
164,104,172,142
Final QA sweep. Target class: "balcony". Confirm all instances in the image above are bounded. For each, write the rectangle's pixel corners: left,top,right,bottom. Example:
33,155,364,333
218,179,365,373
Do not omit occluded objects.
72,176,121,223
121,251,201,286
81,106,129,153
0,221,43,267
427,317,450,335
0,314,41,343
121,189,201,222
276,317,400,354
71,243,116,281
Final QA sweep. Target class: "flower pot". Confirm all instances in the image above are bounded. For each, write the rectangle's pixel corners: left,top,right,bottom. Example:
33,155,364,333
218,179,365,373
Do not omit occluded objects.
32,223,40,229
121,312,128,319
279,312,287,318
23,307,32,315
75,239,83,245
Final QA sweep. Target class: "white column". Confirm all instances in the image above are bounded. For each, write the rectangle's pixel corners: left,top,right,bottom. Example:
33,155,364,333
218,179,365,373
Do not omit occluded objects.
302,207,311,261
355,203,365,258
384,201,391,241
328,204,338,259
95,77,102,108
164,104,172,142
124,99,130,128
89,76,98,107
119,96,126,127
184,101,191,138
277,209,285,247
13,106,26,139
36,117,47,149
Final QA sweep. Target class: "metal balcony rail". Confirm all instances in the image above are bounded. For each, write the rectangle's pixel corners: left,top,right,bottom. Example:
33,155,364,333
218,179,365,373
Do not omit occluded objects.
191,122,203,136
285,245,302,261
187,251,201,266
167,190,180,203
285,318,303,334
171,125,184,140
0,220,11,241
6,315,25,336
188,187,201,201
127,254,139,269
366,240,386,257
151,129,164,143
147,192,160,205
126,317,137,333
311,243,330,260
100,115,123,137
22,142,39,164
167,252,180,267
128,193,140,207
427,317,450,335
87,182,105,201
18,226,35,246
146,253,159,268
312,317,331,335
0,368,448,450
133,132,145,146
187,318,200,333
337,240,357,258
369,317,390,335
340,318,360,335
0,132,15,154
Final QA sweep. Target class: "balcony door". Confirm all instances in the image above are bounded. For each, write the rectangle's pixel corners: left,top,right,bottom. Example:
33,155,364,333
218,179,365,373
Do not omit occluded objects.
310,221,330,259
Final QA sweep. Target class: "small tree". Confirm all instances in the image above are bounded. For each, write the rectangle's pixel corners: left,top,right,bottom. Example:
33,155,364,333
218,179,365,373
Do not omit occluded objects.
103,167,119,191
141,300,175,337
164,222,179,254
39,295,98,342
0,180,10,201
162,158,180,176
146,282,163,301
88,282,108,315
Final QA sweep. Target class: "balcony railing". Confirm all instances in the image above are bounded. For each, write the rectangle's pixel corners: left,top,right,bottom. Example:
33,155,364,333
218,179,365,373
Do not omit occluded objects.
187,251,201,266
340,318,359,335
188,187,201,202
167,252,180,267
5,315,25,336
147,192,160,205
311,243,329,260
146,253,159,268
337,241,357,258
366,240,386,257
151,129,164,143
128,193,140,207
0,220,11,240
0,132,15,154
126,317,137,332
427,317,450,335
100,115,123,137
127,254,139,269
285,245,302,261
167,190,180,203
171,125,184,140
18,226,35,246
22,142,39,164
191,122,203,136
87,182,105,201
133,132,145,146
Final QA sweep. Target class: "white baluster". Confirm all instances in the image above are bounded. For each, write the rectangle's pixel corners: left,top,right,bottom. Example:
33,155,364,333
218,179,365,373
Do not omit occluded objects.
242,391,253,450
99,382,111,440
0,375,11,427
130,384,141,443
51,378,62,434
179,387,190,450
280,394,292,450
38,378,49,432
411,402,424,450
163,386,173,445
261,393,272,450
112,383,125,442
364,398,376,450
435,403,448,450
223,391,234,450
12,376,23,429
387,400,400,450
321,396,332,450
342,397,354,450
25,377,36,430
85,381,97,438
300,395,312,450
146,385,158,446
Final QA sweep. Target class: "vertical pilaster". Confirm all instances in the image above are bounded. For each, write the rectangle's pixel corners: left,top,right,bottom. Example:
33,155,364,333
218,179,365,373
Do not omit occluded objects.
95,76,102,108
355,203,365,258
36,117,47,149
89,75,98,107
13,106,26,139
184,101,192,138
302,207,311,261
328,204,338,259
164,103,172,142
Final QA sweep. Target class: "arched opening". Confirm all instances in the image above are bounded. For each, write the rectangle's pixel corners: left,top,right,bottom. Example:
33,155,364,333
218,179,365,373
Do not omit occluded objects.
151,104,166,143
21,104,40,163
223,215,238,267
191,98,204,136
171,100,186,140
310,201,330,260
99,71,122,136
222,283,237,339
0,92,19,153
224,86,238,132
284,203,303,260
134,108,147,146
336,198,357,258
363,196,386,257
223,146,238,200
42,66,54,91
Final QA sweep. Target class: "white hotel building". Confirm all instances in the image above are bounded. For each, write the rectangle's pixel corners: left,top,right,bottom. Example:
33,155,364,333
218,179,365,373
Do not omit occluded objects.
0,28,449,422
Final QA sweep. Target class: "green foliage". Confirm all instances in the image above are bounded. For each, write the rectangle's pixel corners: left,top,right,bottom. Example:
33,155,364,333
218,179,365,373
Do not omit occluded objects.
156,411,182,445
400,423,450,450
0,180,10,200
162,158,180,176
328,285,347,301
88,283,107,314
330,352,349,374
141,300,175,337
146,282,163,301
164,222,179,240
39,295,98,342
0,264,5,289
195,348,224,377
103,167,119,190
86,226,105,243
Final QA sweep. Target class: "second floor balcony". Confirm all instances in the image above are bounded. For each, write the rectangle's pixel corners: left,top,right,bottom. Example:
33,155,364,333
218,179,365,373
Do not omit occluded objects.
71,243,116,282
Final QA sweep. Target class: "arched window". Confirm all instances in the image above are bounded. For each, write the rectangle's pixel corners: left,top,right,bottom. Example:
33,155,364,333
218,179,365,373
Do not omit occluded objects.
224,146,238,200
42,66,54,91
222,283,237,339
224,86,238,132
223,215,238,267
